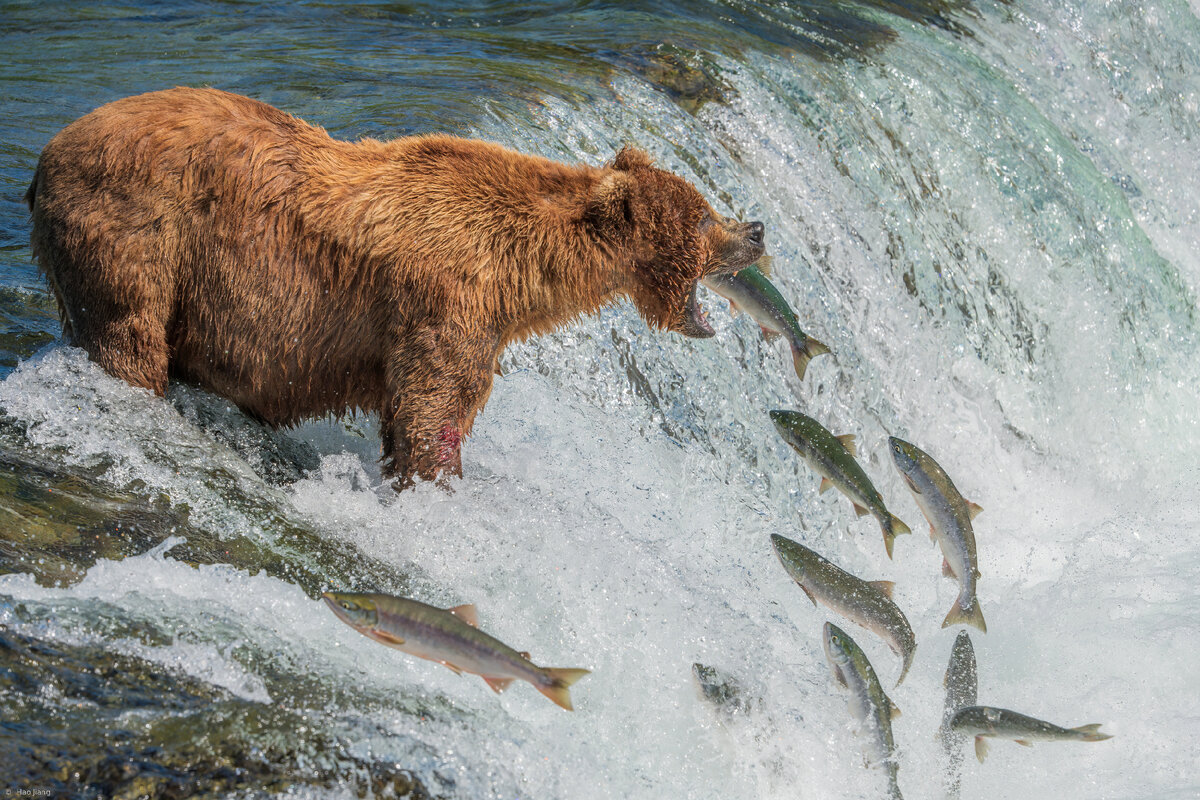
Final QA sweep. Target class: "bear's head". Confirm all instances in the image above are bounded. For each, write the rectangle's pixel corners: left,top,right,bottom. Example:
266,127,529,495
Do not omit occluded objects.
588,146,766,338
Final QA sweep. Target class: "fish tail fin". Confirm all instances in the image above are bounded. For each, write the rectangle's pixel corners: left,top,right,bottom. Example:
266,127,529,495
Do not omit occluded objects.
896,649,915,688
882,515,909,559
538,668,591,711
942,594,987,633
1071,723,1112,742
887,770,904,800
791,337,831,381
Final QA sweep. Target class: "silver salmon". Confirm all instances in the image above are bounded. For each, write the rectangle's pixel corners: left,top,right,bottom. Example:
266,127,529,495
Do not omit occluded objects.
940,631,978,796
771,410,912,558
950,705,1112,762
823,622,904,800
323,591,589,710
772,534,916,685
888,437,985,631
702,260,830,381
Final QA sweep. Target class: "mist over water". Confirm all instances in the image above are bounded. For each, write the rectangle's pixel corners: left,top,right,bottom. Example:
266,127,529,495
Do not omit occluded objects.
1,1,1198,798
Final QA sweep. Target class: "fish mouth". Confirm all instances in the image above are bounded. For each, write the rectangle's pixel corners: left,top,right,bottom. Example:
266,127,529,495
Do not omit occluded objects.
676,280,715,338
322,592,350,622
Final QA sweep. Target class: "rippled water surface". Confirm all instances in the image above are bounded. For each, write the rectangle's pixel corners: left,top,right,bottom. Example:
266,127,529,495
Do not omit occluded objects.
2,1,1198,798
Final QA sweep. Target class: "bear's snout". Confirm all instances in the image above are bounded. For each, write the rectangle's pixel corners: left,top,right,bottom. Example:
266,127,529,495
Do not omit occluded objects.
746,221,765,248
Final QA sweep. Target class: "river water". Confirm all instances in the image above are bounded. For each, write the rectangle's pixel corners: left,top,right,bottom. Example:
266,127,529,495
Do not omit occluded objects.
1,2,1197,798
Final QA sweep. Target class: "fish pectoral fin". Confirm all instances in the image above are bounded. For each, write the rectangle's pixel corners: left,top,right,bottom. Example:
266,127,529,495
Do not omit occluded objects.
1014,739,1032,747
483,676,516,694
800,584,819,607
818,476,834,494
868,580,895,599
755,255,773,277
852,503,871,518
370,630,407,647
728,300,741,318
930,525,938,542
447,604,479,628
942,558,957,579
439,661,465,676
902,473,922,494
967,501,983,520
975,736,990,762
835,434,857,457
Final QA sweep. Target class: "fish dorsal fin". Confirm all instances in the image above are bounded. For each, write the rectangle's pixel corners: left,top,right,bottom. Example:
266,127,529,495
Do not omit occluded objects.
799,584,819,607
519,651,532,661
483,676,516,694
967,501,983,520
974,736,990,762
836,434,857,457
889,698,901,719
818,476,834,494
853,503,871,518
760,326,782,342
439,661,465,676
755,255,774,277
448,604,479,627
868,580,895,599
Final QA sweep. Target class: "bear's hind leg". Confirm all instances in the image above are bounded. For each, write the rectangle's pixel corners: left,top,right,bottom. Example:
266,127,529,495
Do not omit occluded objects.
77,311,171,396
32,194,175,397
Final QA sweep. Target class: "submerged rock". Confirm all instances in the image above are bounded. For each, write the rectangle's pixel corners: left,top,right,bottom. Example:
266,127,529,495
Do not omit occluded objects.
0,620,435,798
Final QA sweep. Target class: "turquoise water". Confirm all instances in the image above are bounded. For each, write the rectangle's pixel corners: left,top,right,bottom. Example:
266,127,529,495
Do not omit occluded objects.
2,2,1198,798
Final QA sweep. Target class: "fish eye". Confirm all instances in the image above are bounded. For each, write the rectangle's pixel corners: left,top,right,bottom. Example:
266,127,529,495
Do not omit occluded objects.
340,601,353,610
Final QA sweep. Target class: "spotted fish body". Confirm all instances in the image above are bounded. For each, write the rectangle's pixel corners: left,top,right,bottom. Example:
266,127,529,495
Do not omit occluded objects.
771,534,916,685
940,631,978,797
823,622,904,800
323,591,589,710
887,437,985,631
770,410,911,558
950,705,1113,762
702,263,830,381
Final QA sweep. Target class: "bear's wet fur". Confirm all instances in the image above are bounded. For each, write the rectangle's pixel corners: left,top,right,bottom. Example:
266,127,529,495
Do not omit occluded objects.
27,88,765,486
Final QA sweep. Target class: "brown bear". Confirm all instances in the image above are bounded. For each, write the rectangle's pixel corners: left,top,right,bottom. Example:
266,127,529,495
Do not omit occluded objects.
26,87,765,487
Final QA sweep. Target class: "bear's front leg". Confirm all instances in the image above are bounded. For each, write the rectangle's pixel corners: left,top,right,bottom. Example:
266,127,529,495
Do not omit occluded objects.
382,326,497,490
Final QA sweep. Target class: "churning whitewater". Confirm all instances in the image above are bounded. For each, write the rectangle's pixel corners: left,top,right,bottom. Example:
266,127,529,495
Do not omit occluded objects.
2,1,1199,799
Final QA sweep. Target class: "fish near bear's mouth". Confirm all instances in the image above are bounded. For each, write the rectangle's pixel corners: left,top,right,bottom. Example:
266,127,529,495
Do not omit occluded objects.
676,280,716,338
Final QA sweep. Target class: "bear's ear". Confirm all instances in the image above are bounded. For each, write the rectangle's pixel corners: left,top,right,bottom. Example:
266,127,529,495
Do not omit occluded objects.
612,145,653,172
587,170,636,233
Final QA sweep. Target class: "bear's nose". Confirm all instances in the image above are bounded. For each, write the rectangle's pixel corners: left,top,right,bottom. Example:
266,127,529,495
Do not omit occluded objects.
747,221,765,247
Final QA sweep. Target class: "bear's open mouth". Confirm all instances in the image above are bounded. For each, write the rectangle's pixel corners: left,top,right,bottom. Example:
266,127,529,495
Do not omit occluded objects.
678,280,715,338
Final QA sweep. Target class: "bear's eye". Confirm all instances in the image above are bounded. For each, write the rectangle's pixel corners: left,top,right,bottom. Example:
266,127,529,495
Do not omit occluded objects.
697,216,715,233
